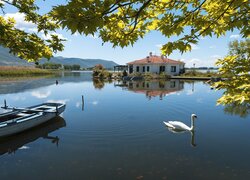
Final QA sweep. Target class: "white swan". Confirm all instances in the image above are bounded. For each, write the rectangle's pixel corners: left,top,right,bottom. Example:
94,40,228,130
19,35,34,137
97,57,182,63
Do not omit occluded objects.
163,114,197,131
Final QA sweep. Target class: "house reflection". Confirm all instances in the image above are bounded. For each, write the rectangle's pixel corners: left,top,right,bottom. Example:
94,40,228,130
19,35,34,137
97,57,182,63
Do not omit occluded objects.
0,116,66,156
119,80,184,100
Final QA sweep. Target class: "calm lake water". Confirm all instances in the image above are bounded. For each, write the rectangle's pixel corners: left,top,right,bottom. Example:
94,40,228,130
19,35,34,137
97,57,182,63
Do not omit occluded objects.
0,72,249,180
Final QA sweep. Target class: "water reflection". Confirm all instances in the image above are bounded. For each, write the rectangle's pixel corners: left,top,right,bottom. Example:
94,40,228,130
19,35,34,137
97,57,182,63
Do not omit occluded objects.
93,78,105,89
117,80,184,100
93,78,112,89
224,103,250,118
0,116,66,156
1,72,250,179
31,90,52,99
0,72,92,94
164,127,197,147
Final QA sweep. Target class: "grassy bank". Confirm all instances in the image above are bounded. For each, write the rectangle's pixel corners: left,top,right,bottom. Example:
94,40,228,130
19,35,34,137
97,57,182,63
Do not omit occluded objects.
180,71,220,77
0,66,54,77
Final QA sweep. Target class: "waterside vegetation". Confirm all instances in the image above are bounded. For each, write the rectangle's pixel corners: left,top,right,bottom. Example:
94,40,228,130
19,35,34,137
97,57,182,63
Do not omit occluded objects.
0,66,54,77
127,71,221,81
36,62,81,70
180,71,220,78
92,64,125,80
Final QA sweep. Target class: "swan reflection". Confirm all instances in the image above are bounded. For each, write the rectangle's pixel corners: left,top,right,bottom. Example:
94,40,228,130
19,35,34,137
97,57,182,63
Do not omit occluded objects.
0,116,66,156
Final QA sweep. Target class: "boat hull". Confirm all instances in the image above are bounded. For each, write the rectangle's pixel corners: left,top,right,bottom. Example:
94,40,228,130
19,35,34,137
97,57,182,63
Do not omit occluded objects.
0,103,66,137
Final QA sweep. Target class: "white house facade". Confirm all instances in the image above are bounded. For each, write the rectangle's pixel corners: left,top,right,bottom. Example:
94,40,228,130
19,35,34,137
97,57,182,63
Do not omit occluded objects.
127,53,185,75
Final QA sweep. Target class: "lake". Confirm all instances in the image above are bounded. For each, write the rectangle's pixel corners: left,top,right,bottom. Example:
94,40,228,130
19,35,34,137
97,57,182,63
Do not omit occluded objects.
0,72,249,180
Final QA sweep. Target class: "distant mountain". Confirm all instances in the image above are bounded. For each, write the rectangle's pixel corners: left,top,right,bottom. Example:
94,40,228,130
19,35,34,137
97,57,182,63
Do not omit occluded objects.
0,46,119,69
0,46,33,66
39,56,118,69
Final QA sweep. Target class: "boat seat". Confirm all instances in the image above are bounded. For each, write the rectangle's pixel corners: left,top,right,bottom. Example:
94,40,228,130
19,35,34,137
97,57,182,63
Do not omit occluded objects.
18,113,31,117
31,105,56,111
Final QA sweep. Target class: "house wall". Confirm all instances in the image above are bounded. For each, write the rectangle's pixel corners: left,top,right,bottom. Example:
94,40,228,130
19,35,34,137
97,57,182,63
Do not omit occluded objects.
129,64,184,75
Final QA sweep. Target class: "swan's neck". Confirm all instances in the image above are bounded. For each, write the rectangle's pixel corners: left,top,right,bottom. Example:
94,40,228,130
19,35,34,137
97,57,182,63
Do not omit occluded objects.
190,118,195,131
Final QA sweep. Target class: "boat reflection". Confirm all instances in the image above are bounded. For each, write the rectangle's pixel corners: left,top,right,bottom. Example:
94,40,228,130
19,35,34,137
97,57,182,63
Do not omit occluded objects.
0,116,66,156
116,80,184,100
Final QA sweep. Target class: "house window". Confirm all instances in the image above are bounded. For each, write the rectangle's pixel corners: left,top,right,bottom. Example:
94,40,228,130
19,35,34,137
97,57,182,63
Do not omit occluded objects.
170,81,176,88
171,66,176,72
136,66,139,72
160,66,165,73
143,66,145,72
147,66,150,72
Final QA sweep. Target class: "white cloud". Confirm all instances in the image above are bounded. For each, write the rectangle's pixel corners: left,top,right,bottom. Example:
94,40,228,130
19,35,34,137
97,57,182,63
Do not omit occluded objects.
31,90,51,99
156,44,163,48
76,102,81,108
91,101,98,105
209,45,216,49
28,28,38,33
11,96,26,101
186,89,194,95
190,43,200,50
230,34,240,39
4,12,36,30
211,55,222,59
190,58,201,64
184,57,217,67
47,99,69,104
42,32,67,40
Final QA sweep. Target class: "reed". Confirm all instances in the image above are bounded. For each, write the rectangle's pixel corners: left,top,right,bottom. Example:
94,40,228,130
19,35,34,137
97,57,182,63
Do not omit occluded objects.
181,71,219,77
0,66,53,77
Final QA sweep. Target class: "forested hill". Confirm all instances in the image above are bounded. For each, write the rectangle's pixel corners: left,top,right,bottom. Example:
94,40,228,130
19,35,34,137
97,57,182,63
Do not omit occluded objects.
0,46,118,69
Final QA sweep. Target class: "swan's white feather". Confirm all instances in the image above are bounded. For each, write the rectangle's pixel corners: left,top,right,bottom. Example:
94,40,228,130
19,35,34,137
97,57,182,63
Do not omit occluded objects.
163,121,175,128
164,121,191,131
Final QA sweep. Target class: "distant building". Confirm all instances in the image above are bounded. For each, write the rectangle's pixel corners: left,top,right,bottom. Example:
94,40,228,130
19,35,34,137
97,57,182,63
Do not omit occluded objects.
127,52,185,75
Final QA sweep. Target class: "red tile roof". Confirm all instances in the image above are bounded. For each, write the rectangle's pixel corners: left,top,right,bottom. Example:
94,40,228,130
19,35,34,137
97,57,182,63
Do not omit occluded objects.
127,55,184,65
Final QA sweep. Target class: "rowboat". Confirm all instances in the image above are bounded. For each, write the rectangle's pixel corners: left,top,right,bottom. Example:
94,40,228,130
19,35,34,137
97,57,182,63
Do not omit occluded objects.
0,102,66,137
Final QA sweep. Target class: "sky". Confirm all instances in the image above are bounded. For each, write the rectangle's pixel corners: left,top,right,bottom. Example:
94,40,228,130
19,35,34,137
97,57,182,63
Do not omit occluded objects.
0,0,243,67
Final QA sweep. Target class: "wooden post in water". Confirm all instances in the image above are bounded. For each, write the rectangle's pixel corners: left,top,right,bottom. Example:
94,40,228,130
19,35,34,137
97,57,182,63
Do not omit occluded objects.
4,99,7,109
82,95,84,111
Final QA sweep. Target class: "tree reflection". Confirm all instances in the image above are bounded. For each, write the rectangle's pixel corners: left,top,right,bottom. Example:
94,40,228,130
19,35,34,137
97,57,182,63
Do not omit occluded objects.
224,103,250,118
92,78,113,89
93,78,105,89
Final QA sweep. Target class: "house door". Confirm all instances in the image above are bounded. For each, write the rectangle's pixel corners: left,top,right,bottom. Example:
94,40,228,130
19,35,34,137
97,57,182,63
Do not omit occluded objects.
159,66,165,73
129,65,133,74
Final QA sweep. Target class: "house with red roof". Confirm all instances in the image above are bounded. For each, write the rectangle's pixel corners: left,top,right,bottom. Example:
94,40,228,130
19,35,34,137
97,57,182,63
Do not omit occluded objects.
127,52,185,75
